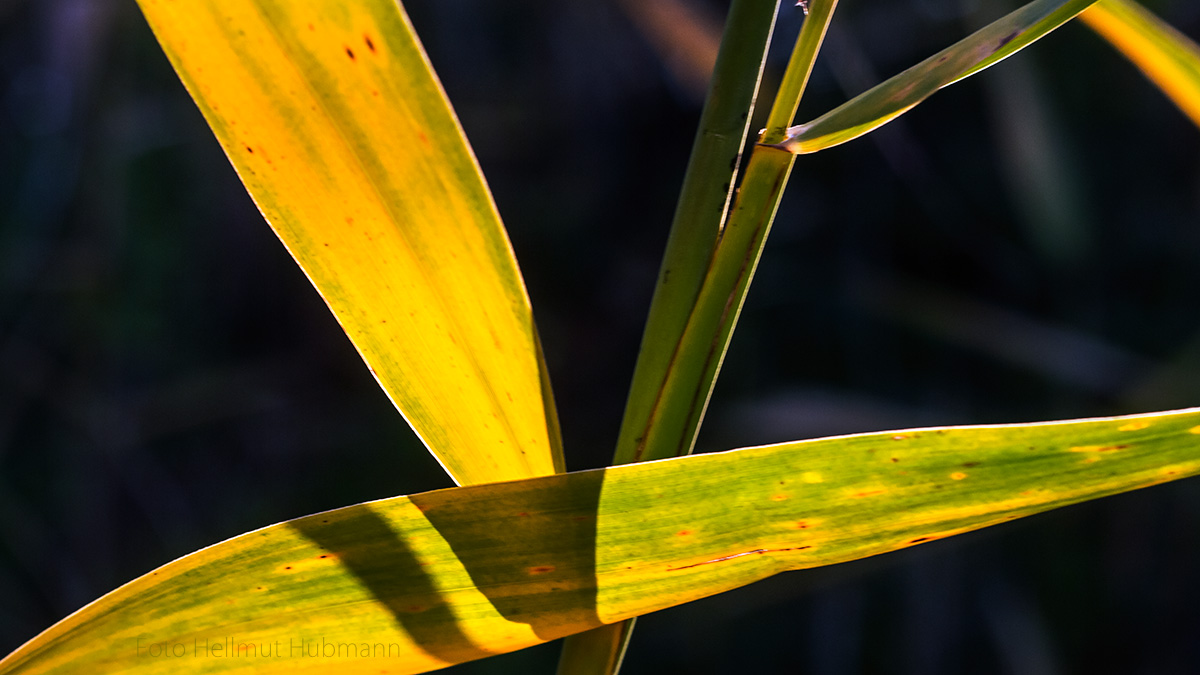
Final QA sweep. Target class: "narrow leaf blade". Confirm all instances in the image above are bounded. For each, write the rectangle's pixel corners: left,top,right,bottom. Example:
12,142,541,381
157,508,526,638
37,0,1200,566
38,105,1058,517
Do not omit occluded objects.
135,0,564,485
775,0,1098,154
5,409,1199,674
1080,0,1200,127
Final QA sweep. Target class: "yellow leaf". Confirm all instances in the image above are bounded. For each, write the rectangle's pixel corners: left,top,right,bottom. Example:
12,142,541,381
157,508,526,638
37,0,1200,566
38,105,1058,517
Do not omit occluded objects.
135,0,564,485
1080,0,1200,128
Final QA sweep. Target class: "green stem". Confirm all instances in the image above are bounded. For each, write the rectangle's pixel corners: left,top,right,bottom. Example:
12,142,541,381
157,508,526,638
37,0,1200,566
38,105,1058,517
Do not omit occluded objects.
619,0,840,466
558,1,783,673
612,0,783,467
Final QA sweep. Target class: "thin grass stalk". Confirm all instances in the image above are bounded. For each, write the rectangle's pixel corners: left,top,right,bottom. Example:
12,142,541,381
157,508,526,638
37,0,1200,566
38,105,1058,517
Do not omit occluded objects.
557,1,783,672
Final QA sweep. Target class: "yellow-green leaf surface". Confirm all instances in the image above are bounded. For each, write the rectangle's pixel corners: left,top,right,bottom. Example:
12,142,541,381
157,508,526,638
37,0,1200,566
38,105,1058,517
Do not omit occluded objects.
774,0,1097,154
1080,0,1200,127
5,409,1200,675
134,0,563,485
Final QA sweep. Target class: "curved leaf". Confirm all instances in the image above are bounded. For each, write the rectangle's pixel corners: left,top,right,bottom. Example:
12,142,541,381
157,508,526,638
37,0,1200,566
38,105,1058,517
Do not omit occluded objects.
773,0,1098,154
1079,0,1200,128
4,408,1199,674
134,0,564,485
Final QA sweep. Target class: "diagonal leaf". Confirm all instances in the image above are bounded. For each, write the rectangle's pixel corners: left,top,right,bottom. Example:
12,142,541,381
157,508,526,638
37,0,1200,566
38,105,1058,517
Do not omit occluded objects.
773,0,1098,154
134,0,564,485
1079,0,1200,128
5,408,1199,675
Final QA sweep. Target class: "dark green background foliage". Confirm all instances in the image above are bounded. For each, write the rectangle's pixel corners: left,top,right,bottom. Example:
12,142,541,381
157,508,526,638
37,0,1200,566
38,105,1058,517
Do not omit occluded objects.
2,0,1199,672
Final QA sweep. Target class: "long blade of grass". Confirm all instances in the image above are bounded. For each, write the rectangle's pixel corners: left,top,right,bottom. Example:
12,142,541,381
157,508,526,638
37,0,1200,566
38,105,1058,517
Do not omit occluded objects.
4,409,1199,675
1079,0,1200,128
775,0,1098,154
134,0,564,486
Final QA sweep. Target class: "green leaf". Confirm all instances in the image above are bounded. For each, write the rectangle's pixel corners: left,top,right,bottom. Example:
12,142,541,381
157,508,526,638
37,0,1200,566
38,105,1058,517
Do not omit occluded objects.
1079,0,1200,128
134,0,564,486
5,409,1198,675
774,0,1098,154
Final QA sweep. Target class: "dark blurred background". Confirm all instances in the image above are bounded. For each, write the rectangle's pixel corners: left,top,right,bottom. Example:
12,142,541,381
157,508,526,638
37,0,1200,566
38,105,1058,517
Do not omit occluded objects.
3,0,1200,672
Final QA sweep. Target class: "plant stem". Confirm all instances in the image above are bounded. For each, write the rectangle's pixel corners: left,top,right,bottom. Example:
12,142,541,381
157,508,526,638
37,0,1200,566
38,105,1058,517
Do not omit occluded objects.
611,0,783,467
558,1,783,673
617,0,840,466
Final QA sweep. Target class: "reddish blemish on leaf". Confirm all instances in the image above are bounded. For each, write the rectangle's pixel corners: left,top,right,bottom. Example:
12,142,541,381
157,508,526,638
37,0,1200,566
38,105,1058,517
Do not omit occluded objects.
668,546,813,571
950,472,967,481
795,521,810,529
676,530,692,537
528,566,556,575
770,494,790,501
516,512,529,517
851,489,886,498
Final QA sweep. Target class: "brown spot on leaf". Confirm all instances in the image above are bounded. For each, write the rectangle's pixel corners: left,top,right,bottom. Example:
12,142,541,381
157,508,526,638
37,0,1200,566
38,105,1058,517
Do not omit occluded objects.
909,537,930,544
345,46,356,60
851,489,887,498
364,34,376,53
528,566,556,575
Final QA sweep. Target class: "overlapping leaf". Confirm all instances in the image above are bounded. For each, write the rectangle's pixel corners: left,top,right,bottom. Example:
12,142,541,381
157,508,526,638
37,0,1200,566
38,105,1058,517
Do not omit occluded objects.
135,0,564,485
4,409,1199,675
774,0,1098,154
1080,0,1200,127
